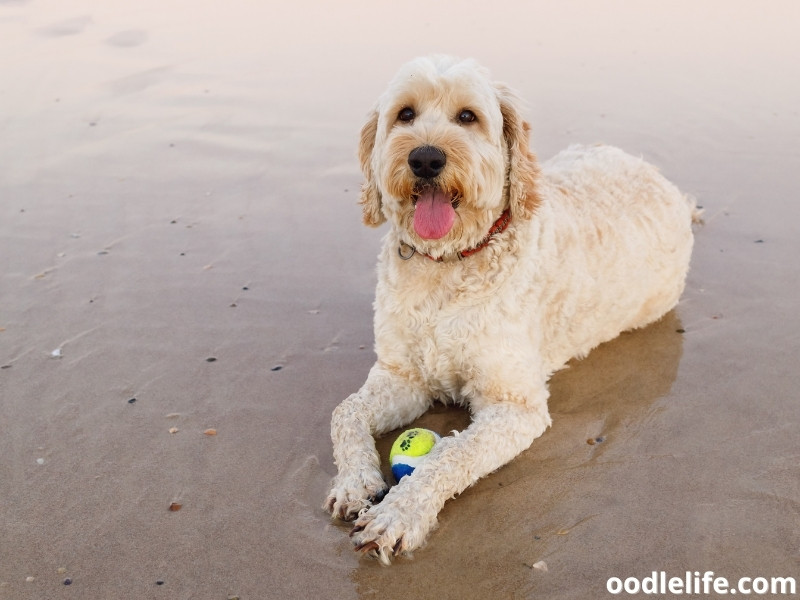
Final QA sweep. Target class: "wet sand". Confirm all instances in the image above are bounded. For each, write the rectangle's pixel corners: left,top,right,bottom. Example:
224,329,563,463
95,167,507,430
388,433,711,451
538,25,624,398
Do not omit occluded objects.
1,1,798,598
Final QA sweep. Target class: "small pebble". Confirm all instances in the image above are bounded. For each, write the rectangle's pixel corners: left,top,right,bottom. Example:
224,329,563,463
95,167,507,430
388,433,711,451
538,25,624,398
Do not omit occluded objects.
206,357,217,362
271,365,282,372
168,502,182,511
36,458,45,465
57,567,67,574
531,560,548,572
168,427,179,434
156,579,165,585
203,429,217,436
586,438,595,445
128,397,137,404
25,576,34,583
595,436,605,443
63,578,72,585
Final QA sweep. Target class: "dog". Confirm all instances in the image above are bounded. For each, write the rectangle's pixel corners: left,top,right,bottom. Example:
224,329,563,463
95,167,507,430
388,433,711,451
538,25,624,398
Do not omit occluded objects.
324,55,697,564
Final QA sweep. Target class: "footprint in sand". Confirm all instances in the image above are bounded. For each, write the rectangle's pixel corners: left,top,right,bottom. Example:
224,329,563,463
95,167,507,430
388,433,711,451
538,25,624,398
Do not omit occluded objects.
37,15,92,37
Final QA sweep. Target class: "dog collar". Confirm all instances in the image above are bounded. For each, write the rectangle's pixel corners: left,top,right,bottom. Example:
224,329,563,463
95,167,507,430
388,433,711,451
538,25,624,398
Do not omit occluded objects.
398,208,512,262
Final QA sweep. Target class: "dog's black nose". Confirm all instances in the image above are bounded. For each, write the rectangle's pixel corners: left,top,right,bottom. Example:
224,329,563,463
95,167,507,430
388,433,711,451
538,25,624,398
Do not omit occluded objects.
408,146,446,179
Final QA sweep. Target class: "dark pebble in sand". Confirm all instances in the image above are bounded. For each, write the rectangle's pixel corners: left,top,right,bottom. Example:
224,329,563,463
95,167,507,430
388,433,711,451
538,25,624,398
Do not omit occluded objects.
128,397,137,404
595,436,605,443
676,328,686,334
156,580,165,585
63,578,72,585
271,365,283,371
242,286,249,291
206,357,217,362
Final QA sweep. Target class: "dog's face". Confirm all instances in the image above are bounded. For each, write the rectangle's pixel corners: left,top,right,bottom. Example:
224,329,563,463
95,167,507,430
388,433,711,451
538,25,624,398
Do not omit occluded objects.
358,55,540,258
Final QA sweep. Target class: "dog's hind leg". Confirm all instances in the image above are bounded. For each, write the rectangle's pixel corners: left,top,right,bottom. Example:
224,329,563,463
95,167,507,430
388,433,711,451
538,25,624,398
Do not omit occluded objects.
324,363,430,521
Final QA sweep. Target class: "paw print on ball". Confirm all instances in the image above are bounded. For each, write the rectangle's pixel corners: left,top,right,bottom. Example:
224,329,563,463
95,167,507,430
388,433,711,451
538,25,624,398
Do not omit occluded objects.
399,430,419,452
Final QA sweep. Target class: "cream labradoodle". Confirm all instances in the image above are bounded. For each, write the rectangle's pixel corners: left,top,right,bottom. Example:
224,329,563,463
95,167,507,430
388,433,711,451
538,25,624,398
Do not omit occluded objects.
324,55,697,564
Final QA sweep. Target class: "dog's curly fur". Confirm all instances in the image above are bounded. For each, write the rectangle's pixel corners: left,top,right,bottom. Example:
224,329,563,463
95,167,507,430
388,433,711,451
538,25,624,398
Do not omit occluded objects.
324,55,697,564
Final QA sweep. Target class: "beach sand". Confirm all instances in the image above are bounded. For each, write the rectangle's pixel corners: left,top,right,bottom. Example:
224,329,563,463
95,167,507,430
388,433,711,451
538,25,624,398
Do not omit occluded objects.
1,1,798,598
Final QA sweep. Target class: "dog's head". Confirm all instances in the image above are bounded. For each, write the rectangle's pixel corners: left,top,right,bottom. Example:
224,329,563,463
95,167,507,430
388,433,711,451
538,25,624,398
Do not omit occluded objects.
358,55,540,258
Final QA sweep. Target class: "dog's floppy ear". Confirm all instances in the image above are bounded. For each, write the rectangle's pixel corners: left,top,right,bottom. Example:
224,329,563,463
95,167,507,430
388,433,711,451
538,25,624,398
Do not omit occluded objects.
357,109,385,227
496,84,541,221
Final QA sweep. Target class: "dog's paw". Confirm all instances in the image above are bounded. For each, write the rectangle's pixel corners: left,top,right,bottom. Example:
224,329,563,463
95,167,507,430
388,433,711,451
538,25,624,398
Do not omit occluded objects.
323,470,388,522
349,494,437,565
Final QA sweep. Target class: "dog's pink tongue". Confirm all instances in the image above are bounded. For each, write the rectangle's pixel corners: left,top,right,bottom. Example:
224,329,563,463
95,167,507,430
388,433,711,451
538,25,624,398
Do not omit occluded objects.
413,189,455,239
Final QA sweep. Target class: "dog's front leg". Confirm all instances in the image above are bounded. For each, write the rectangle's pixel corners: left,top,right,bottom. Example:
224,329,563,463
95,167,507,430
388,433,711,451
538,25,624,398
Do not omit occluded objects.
324,363,430,521
350,399,550,564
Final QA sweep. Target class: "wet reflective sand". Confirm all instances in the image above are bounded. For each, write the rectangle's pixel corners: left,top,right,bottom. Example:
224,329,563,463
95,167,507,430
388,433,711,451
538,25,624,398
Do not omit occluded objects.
1,1,798,598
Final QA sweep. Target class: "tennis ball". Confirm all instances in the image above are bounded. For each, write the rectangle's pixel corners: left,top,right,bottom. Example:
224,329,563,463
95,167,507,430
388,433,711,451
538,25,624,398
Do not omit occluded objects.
389,428,441,481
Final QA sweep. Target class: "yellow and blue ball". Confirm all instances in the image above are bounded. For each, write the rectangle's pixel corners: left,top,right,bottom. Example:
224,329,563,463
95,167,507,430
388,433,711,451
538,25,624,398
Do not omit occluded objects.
389,428,441,481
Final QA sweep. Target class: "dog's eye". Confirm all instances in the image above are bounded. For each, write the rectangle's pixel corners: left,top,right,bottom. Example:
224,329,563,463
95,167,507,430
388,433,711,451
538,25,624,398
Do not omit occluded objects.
397,107,415,122
458,109,477,124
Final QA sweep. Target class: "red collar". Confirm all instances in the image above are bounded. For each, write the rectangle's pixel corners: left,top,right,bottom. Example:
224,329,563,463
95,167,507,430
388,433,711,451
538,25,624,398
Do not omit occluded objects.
398,209,512,262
